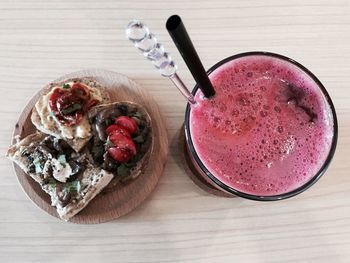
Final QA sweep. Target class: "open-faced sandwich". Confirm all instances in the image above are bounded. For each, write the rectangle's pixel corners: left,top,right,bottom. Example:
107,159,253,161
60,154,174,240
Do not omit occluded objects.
88,101,153,188
31,78,110,152
7,133,113,220
7,77,154,221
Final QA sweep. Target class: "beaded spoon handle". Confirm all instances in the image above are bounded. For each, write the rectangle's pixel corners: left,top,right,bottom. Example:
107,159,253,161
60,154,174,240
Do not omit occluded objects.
125,20,195,104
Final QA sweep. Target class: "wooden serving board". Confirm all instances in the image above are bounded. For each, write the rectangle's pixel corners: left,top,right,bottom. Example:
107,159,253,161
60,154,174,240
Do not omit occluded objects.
12,69,168,224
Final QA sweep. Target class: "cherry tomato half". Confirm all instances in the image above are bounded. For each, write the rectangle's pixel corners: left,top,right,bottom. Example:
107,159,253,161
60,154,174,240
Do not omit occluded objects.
108,147,133,163
109,132,137,156
106,124,131,138
115,116,138,135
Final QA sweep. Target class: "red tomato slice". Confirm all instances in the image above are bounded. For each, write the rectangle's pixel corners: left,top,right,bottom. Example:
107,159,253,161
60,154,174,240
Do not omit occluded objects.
48,84,93,126
56,93,83,113
109,132,137,155
115,116,138,134
106,124,131,138
49,87,67,112
71,82,90,101
108,147,133,163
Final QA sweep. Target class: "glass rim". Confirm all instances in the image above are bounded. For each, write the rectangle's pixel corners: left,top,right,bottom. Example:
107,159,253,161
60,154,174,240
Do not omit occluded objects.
184,51,338,201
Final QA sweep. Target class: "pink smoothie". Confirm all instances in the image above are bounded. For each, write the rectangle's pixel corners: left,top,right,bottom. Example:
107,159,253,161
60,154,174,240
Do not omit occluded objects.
189,55,334,196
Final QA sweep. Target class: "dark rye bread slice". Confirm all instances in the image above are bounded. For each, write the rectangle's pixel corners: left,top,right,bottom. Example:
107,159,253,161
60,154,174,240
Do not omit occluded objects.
31,77,110,152
6,132,114,221
88,101,153,189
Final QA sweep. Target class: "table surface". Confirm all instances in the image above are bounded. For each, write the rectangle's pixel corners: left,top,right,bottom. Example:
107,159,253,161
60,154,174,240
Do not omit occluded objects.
1,0,349,262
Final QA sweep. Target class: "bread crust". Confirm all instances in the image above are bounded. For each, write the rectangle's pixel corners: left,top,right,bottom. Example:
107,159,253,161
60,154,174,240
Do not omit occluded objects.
6,132,46,184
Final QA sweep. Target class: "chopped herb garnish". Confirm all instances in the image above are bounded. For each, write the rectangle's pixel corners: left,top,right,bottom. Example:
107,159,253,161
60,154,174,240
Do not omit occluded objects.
57,154,67,167
105,138,115,148
61,103,82,115
132,112,145,126
63,180,81,194
33,157,43,173
124,162,135,168
133,135,144,143
105,118,112,126
117,164,130,177
132,116,141,125
47,178,57,191
132,111,143,119
62,83,71,89
91,144,104,160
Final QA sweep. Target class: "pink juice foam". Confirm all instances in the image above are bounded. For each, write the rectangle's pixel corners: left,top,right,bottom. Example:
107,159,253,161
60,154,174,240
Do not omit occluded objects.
189,55,334,196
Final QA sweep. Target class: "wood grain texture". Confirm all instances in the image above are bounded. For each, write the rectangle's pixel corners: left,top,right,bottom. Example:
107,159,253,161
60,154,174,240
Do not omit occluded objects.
1,0,350,262
12,69,168,224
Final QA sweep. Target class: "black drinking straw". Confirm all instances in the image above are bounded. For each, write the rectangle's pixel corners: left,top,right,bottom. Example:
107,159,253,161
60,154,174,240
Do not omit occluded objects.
166,15,216,98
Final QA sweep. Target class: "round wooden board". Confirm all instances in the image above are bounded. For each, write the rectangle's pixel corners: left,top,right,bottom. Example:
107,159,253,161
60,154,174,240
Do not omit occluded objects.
12,69,168,224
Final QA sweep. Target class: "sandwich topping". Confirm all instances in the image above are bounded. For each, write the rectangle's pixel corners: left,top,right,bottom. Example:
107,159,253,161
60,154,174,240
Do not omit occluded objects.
35,81,103,140
49,82,98,126
20,136,88,207
106,116,138,163
90,103,151,178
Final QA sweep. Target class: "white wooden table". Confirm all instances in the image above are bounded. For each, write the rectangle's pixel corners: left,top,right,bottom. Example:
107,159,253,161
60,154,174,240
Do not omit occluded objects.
1,0,349,262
